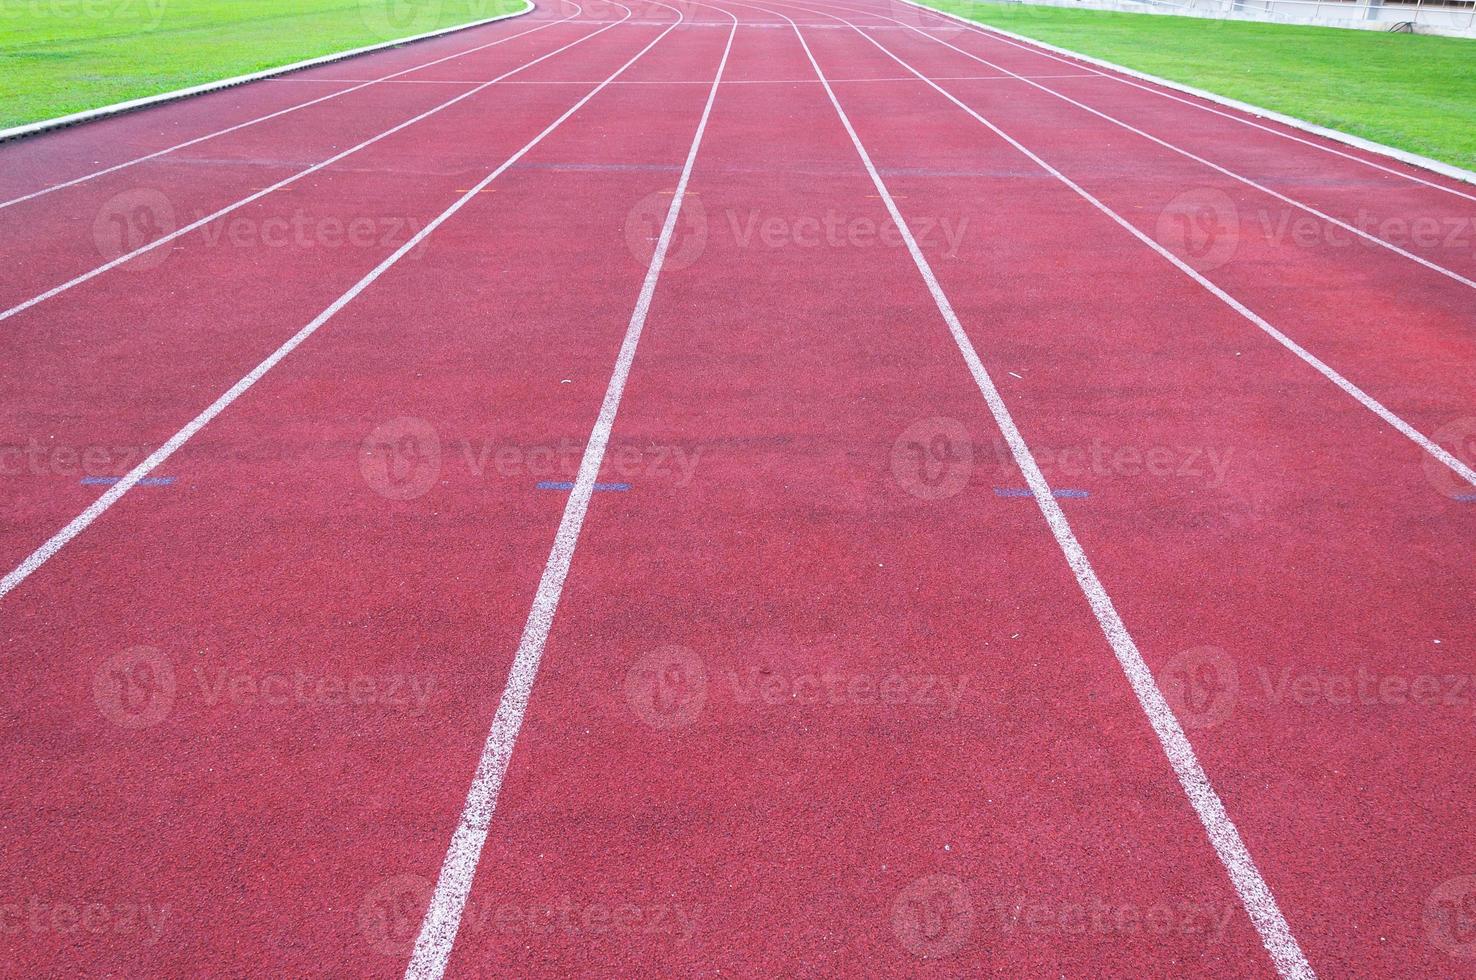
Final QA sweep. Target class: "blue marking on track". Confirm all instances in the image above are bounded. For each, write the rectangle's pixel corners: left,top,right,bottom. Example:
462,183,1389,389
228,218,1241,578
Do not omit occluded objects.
536,481,630,492
994,487,1089,499
81,476,175,487
1455,493,1476,503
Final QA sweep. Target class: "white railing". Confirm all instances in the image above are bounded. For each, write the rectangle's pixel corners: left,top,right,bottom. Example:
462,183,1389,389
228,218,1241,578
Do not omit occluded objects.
1161,0,1476,32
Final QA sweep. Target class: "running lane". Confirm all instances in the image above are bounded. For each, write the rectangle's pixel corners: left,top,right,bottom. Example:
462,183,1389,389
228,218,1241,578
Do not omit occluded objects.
0,2,574,203
796,0,1476,431
424,8,1281,977
785,7,1476,975
0,7,645,311
859,0,1476,275
0,12,733,975
0,5,677,576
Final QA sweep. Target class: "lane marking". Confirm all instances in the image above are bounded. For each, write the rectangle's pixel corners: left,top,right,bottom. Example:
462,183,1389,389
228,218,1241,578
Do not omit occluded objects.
0,8,644,326
515,160,684,172
879,0,1476,205
808,4,1476,498
995,487,1088,499
0,9,582,212
0,0,543,145
731,2,1316,975
535,479,630,491
0,2,674,604
811,0,1476,292
274,71,1100,85
404,8,736,980
889,0,1476,205
80,476,175,487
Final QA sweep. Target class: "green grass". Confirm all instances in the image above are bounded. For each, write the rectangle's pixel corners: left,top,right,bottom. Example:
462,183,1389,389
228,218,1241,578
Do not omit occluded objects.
917,0,1476,169
0,0,526,130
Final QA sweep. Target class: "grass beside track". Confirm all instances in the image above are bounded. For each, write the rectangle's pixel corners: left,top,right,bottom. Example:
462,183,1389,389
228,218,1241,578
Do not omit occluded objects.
0,0,527,130
914,0,1476,170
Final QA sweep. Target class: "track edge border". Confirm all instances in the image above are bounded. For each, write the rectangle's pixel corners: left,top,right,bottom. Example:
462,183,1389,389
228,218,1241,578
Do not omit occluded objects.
898,0,1476,188
0,0,538,145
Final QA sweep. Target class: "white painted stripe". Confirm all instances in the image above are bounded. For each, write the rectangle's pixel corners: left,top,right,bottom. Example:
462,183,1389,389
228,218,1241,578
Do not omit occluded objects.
888,0,1476,202
0,1,664,604
0,11,637,326
733,1,1317,975
328,71,1103,84
0,1,537,144
0,7,579,212
403,9,736,980
806,0,1476,291
819,11,1476,494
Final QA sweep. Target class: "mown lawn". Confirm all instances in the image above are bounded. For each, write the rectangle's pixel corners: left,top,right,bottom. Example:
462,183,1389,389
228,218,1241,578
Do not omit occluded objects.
916,0,1476,169
0,0,527,129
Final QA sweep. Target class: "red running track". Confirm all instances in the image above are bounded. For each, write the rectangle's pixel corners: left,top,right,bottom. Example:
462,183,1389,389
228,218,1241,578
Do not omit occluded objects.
0,0,1473,975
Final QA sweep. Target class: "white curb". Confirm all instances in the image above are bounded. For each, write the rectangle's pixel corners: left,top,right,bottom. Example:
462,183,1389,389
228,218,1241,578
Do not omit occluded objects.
0,0,536,144
897,0,1476,188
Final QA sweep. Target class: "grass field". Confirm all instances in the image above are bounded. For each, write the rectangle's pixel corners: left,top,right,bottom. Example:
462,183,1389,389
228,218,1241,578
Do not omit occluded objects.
918,0,1476,170
0,0,527,130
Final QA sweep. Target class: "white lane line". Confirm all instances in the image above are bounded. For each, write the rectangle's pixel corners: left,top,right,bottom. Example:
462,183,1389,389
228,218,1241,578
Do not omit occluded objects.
0,1,674,605
802,0,1476,292
816,6,1476,493
280,71,1099,85
727,1,1318,976
403,10,735,980
885,0,1476,205
0,8,581,212
0,8,644,327
0,0,540,145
